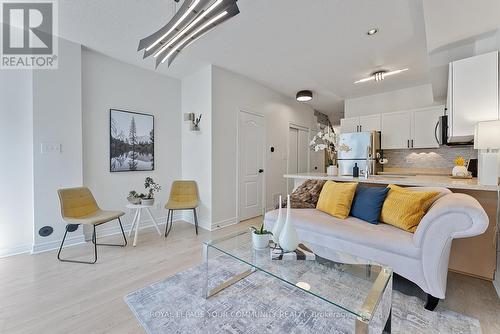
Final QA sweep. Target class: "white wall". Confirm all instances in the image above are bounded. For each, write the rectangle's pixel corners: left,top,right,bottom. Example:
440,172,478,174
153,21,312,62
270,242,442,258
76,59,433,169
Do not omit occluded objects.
31,38,84,253
181,66,212,230
211,66,317,227
344,84,435,118
0,71,34,257
82,49,182,237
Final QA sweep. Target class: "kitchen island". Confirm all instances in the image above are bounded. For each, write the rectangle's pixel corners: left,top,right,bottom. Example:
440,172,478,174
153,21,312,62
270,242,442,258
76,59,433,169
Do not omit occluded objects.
284,172,498,192
284,173,499,282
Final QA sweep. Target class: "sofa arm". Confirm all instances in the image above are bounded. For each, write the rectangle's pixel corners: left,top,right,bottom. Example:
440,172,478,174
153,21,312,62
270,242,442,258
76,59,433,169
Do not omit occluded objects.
413,193,489,248
413,193,489,298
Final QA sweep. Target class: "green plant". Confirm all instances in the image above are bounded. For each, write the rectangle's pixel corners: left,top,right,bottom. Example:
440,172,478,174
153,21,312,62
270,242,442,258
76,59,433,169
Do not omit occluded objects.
250,224,273,235
128,190,146,199
144,177,161,199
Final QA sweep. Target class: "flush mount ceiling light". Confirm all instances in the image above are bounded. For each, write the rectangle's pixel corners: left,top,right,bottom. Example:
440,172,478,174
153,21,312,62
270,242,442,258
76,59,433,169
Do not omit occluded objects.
138,0,240,68
354,68,409,84
366,28,378,36
296,90,313,102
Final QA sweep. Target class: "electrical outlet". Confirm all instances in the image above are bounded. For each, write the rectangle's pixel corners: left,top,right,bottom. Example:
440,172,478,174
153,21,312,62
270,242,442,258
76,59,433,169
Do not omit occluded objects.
40,143,61,154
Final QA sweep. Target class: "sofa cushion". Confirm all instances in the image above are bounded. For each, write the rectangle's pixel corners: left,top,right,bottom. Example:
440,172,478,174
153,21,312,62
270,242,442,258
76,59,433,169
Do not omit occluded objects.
316,181,358,219
264,208,420,259
350,186,389,224
278,179,326,209
380,185,439,233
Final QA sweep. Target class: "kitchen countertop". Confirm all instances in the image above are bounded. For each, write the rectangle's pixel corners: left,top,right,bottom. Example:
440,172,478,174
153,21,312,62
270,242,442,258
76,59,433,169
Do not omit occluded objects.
284,173,499,192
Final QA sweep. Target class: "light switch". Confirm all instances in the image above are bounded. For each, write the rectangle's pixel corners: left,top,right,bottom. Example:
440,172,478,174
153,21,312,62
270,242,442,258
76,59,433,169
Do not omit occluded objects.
41,143,61,154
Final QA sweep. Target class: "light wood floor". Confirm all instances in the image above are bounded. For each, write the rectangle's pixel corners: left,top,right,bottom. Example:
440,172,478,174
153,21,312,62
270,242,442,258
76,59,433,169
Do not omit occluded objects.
0,218,499,334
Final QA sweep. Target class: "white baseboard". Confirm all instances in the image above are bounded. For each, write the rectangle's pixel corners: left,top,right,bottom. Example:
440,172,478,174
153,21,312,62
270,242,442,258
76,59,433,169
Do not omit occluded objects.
212,217,238,230
31,234,85,254
0,243,32,258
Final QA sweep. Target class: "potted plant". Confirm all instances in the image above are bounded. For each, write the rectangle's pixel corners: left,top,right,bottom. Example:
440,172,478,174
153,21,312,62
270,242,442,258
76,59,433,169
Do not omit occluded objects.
310,125,338,175
141,177,161,206
452,156,469,178
127,191,142,205
250,224,273,250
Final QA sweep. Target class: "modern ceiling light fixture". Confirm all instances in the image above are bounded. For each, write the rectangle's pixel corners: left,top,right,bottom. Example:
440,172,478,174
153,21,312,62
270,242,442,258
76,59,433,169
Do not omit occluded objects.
138,0,240,68
366,28,378,36
296,90,313,102
354,68,409,84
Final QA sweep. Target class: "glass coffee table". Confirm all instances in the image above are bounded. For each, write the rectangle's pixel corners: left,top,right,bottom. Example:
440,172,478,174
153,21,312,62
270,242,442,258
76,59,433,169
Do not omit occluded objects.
203,230,392,334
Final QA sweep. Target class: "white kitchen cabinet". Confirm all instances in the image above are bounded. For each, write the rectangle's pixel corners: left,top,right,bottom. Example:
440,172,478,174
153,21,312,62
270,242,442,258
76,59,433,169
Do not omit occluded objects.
412,106,444,148
381,107,445,149
359,114,381,132
340,114,381,133
448,51,499,143
381,111,412,149
340,117,359,133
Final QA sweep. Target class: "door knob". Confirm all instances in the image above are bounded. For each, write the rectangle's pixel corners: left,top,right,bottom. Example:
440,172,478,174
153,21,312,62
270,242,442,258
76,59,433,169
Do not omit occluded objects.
258,169,264,173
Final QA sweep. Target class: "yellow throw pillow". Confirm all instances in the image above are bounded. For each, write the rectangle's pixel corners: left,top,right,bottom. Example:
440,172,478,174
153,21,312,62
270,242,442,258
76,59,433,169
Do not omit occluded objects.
380,185,439,232
316,181,358,219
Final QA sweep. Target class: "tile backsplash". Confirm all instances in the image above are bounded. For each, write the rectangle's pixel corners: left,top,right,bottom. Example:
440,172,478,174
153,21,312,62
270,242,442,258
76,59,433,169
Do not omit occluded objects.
383,146,477,171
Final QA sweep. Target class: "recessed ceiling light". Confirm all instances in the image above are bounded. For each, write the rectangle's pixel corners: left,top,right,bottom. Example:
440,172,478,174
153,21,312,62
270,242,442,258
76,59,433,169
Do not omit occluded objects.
296,90,313,102
367,28,378,36
354,68,409,84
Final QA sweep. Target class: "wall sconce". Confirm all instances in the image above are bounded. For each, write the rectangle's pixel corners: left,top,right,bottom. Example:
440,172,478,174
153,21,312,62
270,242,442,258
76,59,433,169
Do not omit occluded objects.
184,113,202,131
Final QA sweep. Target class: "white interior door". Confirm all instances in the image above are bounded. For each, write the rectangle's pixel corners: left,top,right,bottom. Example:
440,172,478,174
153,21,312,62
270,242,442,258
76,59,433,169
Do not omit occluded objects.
239,111,264,221
288,128,298,193
288,126,309,193
297,129,309,173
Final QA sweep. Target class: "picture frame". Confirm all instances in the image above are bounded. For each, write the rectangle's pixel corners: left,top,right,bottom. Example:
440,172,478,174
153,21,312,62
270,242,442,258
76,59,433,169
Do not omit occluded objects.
109,109,155,172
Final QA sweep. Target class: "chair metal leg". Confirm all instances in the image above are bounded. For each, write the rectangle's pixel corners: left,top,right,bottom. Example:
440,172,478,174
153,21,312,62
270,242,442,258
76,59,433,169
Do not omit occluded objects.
164,210,171,237
168,209,174,235
57,224,98,264
193,208,199,235
92,218,127,247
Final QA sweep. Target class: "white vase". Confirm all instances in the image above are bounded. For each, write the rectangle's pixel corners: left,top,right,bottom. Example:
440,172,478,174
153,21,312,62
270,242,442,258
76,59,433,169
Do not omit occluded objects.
278,195,299,252
252,233,270,250
271,195,285,244
452,165,468,177
327,165,338,176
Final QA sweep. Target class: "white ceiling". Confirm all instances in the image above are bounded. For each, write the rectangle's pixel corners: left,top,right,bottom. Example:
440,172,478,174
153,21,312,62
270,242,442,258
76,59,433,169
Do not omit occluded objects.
57,0,493,116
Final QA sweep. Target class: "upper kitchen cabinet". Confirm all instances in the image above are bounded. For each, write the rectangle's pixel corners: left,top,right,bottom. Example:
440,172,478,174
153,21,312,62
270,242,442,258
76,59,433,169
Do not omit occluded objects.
381,106,444,149
412,106,444,149
340,114,381,133
359,114,381,132
381,111,412,149
447,51,499,143
340,117,359,133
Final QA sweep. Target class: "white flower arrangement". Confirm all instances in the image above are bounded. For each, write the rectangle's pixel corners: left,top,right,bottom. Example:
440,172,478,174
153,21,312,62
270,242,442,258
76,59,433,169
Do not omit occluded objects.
310,125,338,165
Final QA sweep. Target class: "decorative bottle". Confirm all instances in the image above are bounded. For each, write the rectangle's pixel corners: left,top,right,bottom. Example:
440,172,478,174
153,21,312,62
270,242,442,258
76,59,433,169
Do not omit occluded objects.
271,195,285,244
278,194,299,252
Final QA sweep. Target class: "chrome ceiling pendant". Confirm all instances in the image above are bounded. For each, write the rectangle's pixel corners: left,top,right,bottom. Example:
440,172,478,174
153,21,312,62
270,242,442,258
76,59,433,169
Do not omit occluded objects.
138,0,240,68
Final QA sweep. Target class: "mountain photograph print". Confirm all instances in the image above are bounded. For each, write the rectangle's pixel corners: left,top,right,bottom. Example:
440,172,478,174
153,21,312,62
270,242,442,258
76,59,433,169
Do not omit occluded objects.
110,109,154,172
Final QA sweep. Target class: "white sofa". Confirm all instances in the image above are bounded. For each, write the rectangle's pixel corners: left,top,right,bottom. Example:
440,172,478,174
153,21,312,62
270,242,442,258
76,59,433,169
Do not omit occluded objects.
264,186,488,310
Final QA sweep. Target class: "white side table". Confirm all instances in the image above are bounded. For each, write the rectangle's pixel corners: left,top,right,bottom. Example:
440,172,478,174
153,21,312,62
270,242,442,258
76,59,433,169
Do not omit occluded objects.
126,203,162,246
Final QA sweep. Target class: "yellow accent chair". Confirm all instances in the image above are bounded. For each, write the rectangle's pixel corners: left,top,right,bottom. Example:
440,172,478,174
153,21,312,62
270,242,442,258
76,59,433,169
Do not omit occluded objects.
57,187,127,264
164,181,199,237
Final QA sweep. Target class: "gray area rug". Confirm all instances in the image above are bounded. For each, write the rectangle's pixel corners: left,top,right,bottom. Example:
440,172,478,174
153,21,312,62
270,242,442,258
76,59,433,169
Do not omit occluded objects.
125,256,481,334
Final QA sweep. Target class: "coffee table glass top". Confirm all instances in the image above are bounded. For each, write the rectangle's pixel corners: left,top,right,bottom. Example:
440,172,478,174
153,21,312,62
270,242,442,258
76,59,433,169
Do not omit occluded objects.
203,230,392,322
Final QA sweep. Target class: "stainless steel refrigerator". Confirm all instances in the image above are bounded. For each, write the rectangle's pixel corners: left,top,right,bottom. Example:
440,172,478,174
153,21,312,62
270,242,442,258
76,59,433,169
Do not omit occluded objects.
337,131,381,176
